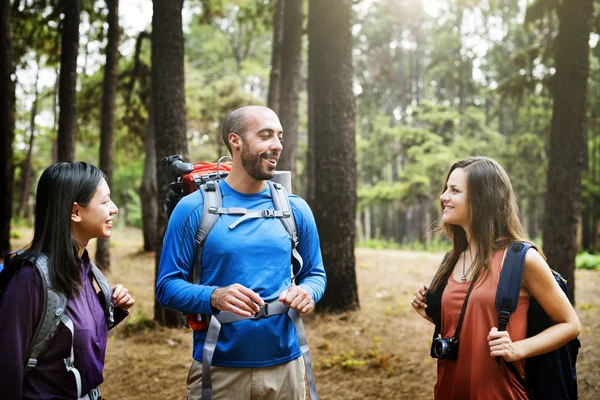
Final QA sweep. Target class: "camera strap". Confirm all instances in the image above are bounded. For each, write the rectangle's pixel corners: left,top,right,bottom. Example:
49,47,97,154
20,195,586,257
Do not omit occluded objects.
434,269,481,343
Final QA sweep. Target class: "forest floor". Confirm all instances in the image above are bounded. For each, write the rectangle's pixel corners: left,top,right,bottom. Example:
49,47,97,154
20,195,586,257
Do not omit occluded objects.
10,226,600,400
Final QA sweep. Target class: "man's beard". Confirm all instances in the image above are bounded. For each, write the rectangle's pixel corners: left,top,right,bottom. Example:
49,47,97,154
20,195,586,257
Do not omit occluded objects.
241,145,277,181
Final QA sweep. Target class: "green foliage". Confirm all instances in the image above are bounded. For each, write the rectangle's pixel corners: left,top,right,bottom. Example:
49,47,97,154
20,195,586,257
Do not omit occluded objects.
112,159,144,227
357,103,505,211
576,252,600,270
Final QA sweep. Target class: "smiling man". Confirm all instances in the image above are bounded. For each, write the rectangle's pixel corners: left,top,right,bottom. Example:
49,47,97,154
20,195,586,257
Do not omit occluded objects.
156,106,327,400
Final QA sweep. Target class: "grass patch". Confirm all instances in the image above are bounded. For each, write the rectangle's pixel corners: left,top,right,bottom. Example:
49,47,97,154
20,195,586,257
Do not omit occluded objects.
124,311,157,335
576,252,600,270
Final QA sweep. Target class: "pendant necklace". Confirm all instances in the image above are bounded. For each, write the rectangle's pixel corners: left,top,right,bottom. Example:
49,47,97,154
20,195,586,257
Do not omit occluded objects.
461,249,474,282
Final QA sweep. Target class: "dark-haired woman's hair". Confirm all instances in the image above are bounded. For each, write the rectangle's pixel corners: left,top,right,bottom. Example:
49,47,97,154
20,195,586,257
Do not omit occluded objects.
429,156,538,292
9,161,105,297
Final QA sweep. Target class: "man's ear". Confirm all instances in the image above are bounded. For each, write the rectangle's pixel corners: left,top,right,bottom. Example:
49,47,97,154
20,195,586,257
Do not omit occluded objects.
229,132,241,151
71,202,82,223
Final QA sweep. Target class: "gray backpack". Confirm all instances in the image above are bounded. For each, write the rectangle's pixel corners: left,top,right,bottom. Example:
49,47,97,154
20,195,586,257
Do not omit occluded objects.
0,253,114,398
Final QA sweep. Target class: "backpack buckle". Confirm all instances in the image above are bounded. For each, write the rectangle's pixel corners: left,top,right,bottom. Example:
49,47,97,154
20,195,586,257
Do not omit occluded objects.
262,209,276,218
498,310,510,326
205,181,216,191
64,358,74,371
251,304,269,320
208,206,218,214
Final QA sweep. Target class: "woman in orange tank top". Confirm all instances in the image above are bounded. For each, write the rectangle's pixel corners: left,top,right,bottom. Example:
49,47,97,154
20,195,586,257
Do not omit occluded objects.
410,157,580,400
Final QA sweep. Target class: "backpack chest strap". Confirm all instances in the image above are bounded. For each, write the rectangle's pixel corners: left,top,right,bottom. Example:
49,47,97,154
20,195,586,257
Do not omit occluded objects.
223,208,291,229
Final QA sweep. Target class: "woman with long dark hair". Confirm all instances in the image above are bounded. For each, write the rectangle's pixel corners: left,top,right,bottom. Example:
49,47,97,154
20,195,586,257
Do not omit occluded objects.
0,161,134,399
411,156,580,399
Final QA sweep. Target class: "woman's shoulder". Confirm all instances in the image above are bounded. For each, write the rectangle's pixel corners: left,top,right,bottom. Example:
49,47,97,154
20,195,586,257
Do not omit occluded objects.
1,260,43,293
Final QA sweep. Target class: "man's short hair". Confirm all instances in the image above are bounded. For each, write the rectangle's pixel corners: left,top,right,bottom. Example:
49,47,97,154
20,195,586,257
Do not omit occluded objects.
221,108,247,154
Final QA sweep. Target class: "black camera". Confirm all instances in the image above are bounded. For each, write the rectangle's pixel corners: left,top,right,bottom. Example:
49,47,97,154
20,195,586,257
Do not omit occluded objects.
430,337,459,360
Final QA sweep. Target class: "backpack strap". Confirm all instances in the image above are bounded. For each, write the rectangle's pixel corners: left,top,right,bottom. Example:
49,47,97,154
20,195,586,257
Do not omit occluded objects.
496,242,534,331
90,262,115,329
25,254,68,372
191,181,222,286
23,254,83,398
267,180,304,280
495,242,535,389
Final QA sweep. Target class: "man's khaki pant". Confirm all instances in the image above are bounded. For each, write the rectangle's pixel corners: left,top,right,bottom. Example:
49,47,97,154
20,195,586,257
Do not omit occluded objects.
186,356,306,400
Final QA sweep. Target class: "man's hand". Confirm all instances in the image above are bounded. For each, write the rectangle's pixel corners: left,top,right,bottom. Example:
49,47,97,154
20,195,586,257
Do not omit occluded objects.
112,284,135,312
278,286,314,314
211,284,264,317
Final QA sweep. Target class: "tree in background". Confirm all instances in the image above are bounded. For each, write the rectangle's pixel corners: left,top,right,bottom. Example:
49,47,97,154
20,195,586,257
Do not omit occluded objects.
96,0,120,271
308,0,359,313
276,0,303,179
152,0,188,327
17,57,41,220
543,0,594,303
266,0,283,114
57,0,81,161
0,0,14,257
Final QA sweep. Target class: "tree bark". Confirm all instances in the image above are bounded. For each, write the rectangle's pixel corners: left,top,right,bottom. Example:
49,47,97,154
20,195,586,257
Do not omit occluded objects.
96,0,120,271
0,0,14,257
266,0,284,114
277,0,303,179
542,0,593,304
18,60,40,219
527,195,538,240
308,0,358,313
57,0,81,162
140,100,157,252
152,0,188,327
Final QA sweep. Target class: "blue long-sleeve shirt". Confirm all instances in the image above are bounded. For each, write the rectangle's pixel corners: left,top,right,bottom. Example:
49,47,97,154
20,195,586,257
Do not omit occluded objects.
156,179,326,367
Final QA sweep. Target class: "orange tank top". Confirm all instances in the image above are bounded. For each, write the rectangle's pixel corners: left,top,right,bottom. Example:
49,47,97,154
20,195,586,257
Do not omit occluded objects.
434,250,530,400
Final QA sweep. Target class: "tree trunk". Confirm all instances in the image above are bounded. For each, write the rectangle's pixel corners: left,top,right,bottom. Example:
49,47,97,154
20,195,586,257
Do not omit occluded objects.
364,208,371,241
266,0,284,114
277,0,303,179
52,67,59,163
96,0,120,271
308,0,358,313
542,0,593,304
0,0,14,257
581,130,591,251
140,100,157,252
527,195,538,240
152,0,188,327
57,0,81,162
18,61,40,219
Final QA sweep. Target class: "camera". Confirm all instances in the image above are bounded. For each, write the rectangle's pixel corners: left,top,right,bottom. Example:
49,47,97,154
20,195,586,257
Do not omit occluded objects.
430,337,459,360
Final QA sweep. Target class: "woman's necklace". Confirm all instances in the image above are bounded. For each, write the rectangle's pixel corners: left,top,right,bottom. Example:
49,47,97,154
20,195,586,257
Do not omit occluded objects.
461,250,475,282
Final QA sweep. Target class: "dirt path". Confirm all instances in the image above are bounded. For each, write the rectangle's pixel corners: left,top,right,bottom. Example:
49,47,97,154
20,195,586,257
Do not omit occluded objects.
9,227,600,399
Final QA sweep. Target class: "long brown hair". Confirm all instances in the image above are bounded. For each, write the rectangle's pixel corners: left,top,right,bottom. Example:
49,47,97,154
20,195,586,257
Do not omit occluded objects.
429,156,535,292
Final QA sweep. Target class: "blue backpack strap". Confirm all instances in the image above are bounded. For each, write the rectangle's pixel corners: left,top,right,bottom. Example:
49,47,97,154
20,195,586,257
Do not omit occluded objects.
496,242,534,331
192,181,222,286
496,242,535,388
